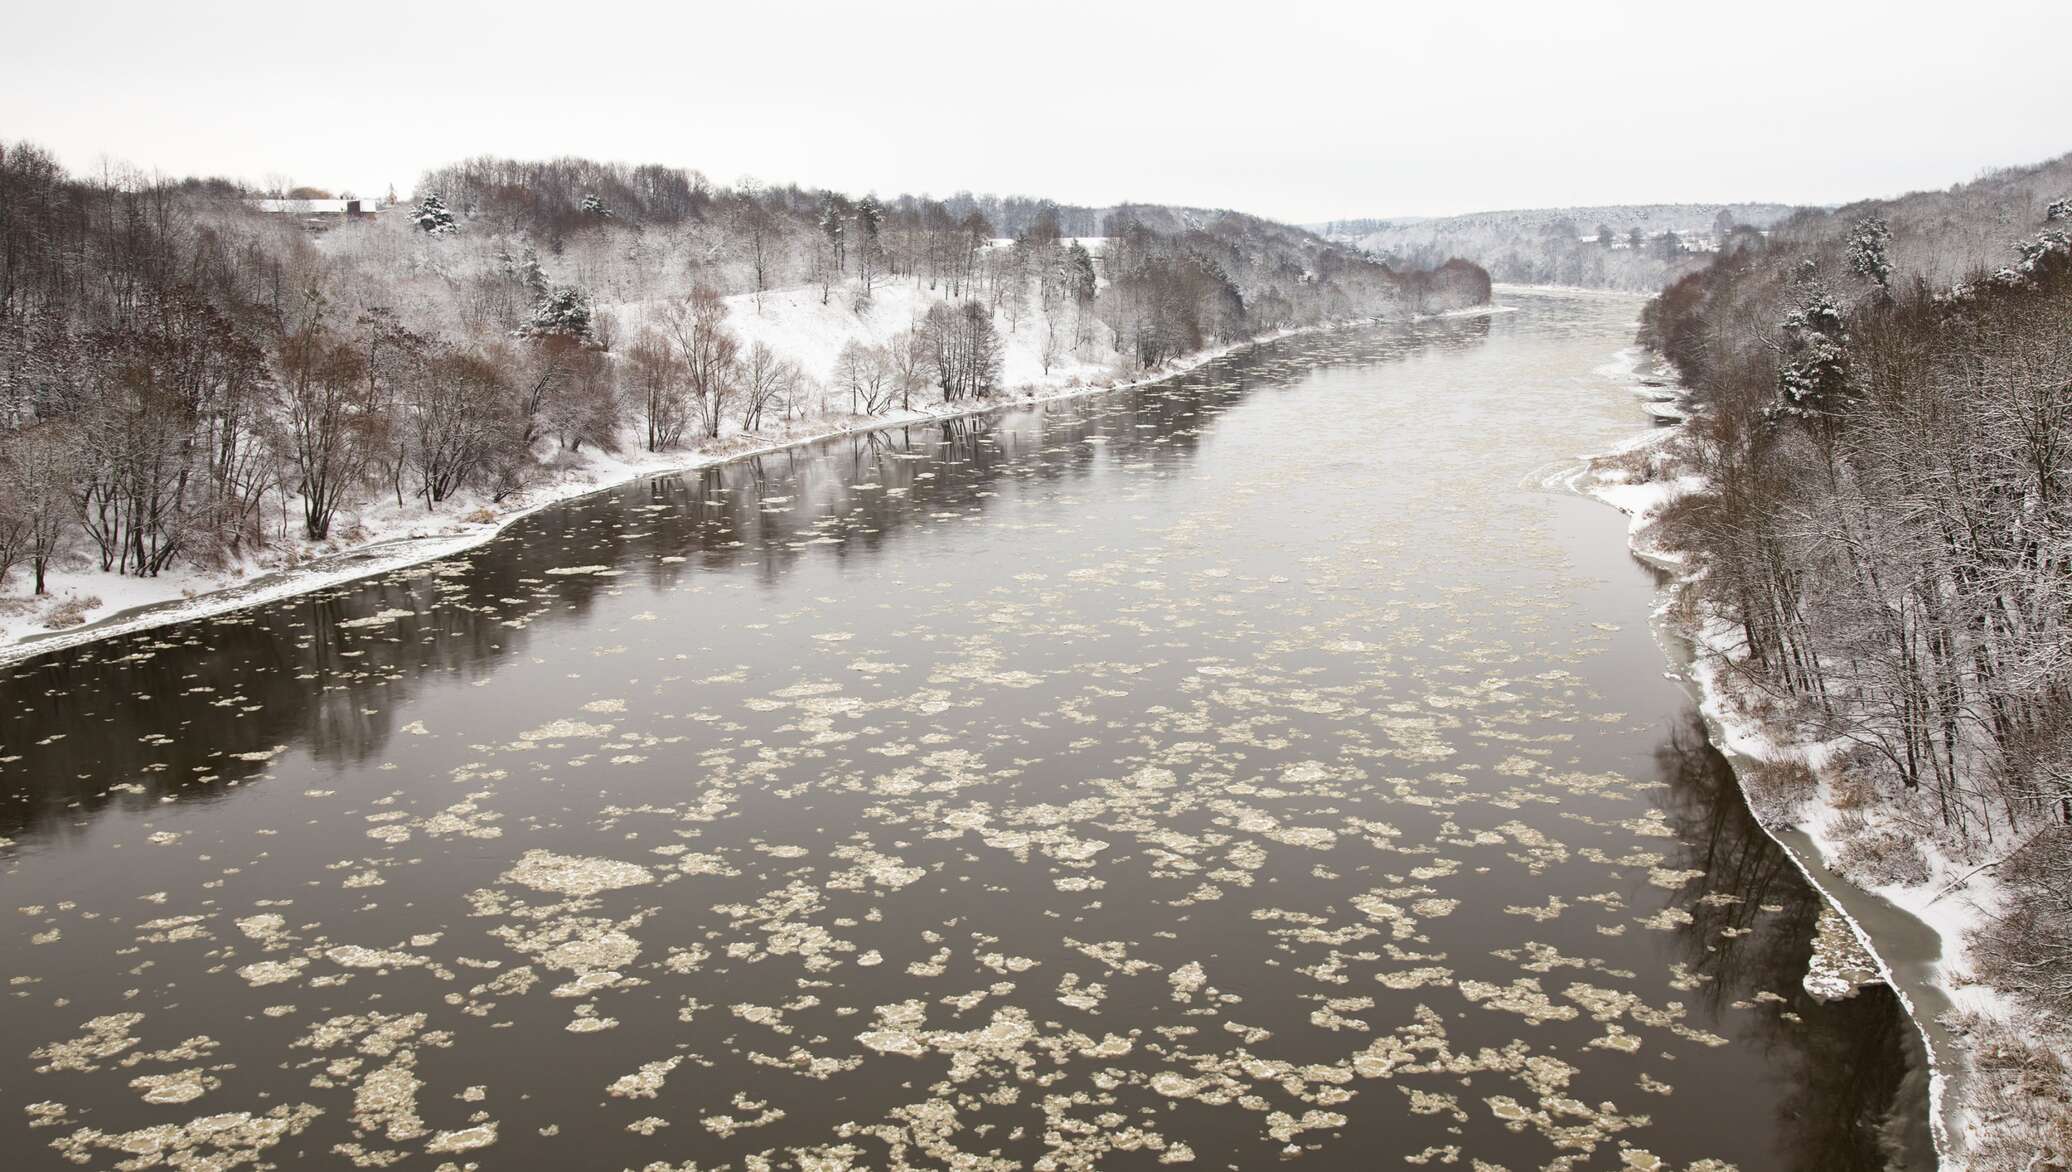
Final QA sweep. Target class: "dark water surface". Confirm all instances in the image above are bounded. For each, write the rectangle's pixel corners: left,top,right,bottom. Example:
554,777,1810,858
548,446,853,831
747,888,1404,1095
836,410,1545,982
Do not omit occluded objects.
1,292,1929,1170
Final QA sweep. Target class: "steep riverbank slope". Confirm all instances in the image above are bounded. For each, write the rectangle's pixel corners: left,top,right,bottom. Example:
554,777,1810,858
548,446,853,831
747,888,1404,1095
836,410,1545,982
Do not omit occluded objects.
1578,342,2070,1169
1576,147,2072,1170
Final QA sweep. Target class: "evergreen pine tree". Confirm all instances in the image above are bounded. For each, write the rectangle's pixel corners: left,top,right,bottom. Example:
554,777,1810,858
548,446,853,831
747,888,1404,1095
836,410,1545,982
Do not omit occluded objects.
1773,290,1851,427
1845,216,1892,290
516,247,548,298
517,285,593,341
413,193,458,236
855,194,884,294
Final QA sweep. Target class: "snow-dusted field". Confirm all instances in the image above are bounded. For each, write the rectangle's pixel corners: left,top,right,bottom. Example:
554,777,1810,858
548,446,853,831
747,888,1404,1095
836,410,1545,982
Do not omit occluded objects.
706,282,1117,394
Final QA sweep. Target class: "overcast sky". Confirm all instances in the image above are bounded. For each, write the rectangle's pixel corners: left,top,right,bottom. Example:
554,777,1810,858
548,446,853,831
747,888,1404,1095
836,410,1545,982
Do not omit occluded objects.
4,0,2067,223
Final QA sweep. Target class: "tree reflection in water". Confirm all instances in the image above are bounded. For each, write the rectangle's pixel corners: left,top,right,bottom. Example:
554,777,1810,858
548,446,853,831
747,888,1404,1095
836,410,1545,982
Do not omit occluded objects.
0,313,1498,847
1653,711,1935,1172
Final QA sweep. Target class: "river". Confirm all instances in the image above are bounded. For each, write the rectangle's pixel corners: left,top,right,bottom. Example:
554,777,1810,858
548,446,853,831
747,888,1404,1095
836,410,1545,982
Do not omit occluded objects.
0,290,1931,1170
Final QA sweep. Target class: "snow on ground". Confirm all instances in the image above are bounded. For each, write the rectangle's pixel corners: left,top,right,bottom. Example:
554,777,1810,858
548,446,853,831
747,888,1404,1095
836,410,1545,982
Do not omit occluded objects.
0,442,704,662
1585,473,1706,542
1559,346,1703,554
0,275,1393,662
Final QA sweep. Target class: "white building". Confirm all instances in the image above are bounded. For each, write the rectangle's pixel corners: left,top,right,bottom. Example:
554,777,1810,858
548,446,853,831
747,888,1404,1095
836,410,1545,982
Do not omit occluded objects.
247,197,382,222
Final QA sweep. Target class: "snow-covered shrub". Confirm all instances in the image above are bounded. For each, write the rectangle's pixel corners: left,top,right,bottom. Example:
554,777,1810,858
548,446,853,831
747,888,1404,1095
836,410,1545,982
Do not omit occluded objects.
1974,826,2072,1013
1827,815,1932,887
44,594,98,628
1739,758,1815,825
1948,1008,2072,1170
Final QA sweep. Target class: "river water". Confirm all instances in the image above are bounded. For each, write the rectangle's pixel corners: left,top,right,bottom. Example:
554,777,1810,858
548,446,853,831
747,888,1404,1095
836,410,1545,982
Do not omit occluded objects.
0,291,1930,1171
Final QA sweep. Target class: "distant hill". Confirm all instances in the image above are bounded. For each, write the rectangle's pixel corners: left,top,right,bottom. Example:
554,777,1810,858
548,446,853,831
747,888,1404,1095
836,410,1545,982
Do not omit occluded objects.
1304,216,1429,238
1311,203,1803,291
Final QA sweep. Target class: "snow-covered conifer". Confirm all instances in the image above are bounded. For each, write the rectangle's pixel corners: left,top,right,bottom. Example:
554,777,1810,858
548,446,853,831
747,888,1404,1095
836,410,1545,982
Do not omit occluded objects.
413,193,458,236
1772,290,1851,424
1845,216,1891,290
855,194,884,294
516,285,593,341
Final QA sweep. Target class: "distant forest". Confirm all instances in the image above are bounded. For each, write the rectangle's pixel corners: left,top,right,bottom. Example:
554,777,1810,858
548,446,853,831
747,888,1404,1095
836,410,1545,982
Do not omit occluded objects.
0,145,1489,596
1320,203,1800,292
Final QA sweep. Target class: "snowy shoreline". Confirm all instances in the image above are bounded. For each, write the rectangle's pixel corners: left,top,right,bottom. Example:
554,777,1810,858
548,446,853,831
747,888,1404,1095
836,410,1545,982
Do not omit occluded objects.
1570,345,1985,1168
0,308,1490,667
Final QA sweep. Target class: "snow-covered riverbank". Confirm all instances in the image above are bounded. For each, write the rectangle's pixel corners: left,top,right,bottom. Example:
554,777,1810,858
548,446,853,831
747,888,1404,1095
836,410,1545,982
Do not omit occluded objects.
0,303,1501,665
1570,344,2072,1170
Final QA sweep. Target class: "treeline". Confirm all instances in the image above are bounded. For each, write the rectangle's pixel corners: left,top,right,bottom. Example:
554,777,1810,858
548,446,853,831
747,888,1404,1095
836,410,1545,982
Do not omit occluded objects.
1639,153,2072,1032
419,156,1286,249
411,156,1485,327
0,142,1487,598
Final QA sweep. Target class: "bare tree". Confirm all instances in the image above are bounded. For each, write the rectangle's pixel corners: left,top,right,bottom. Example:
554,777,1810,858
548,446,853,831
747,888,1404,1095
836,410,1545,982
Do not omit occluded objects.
734,190,777,315
0,421,77,593
277,288,377,540
657,285,740,440
403,346,511,507
835,340,897,415
626,326,689,451
738,340,798,433
543,345,619,453
888,327,930,412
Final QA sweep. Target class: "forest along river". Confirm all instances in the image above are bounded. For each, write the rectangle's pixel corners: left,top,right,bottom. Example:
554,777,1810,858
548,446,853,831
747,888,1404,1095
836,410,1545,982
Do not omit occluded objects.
0,290,1932,1171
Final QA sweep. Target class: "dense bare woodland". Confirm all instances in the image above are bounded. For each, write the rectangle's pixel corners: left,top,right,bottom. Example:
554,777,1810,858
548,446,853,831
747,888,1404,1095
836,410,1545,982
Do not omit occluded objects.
1632,152,2072,1166
0,147,1489,625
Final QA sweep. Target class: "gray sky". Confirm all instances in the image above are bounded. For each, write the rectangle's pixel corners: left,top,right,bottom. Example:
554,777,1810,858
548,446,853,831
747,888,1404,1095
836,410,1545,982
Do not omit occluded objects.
4,0,2066,223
